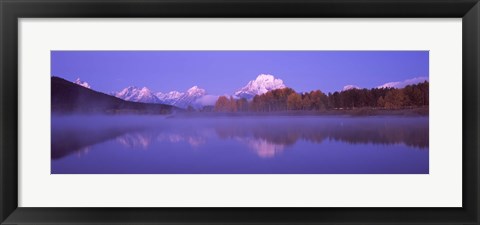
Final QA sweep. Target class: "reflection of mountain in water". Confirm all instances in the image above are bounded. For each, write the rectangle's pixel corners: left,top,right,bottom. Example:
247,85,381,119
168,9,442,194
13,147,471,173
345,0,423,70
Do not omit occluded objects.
116,132,156,149
156,132,207,147
51,116,428,159
115,131,208,149
238,137,286,158
213,117,428,157
51,126,136,159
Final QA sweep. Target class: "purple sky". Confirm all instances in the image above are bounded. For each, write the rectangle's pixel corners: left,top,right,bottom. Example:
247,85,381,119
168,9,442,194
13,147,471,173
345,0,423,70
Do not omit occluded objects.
51,51,429,95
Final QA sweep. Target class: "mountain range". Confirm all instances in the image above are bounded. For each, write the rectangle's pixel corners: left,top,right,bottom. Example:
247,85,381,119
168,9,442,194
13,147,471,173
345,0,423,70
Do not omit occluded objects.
72,74,428,110
157,86,207,108
114,86,160,104
112,74,285,109
114,85,208,109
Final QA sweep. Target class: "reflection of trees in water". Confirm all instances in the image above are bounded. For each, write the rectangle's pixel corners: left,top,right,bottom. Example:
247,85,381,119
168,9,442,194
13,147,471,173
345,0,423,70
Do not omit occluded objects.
322,121,428,148
214,118,428,150
112,119,428,156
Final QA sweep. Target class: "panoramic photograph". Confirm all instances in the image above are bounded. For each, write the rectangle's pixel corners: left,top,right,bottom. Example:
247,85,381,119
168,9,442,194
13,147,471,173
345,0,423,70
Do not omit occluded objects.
51,51,429,174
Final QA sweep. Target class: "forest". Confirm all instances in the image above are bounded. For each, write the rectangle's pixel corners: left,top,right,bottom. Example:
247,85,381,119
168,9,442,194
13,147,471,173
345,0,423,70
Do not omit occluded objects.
213,81,429,112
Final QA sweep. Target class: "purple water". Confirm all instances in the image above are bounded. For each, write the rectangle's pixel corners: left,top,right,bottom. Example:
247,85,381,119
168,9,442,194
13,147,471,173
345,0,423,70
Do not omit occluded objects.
51,115,429,174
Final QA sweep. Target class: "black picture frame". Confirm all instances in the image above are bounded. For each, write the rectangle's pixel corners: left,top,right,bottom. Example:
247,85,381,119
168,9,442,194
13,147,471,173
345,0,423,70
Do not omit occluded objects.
1,0,479,224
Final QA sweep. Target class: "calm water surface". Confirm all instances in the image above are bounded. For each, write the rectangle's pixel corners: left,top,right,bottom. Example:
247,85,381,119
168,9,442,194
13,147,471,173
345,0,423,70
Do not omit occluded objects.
51,115,429,174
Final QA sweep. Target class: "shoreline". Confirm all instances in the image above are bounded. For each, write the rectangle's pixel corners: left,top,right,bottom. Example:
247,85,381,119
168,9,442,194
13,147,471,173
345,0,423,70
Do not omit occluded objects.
52,107,429,117
174,107,429,117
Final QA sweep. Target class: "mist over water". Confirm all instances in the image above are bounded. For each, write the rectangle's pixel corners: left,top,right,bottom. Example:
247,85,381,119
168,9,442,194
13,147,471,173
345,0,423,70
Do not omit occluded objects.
51,115,429,174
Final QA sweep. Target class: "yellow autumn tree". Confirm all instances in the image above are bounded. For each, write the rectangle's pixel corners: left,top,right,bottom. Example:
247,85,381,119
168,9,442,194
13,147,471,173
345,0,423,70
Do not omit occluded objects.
214,96,230,112
287,93,302,110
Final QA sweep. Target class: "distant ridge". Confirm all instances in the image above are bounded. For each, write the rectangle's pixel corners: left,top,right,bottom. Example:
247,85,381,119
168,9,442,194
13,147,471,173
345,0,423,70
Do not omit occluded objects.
51,76,178,114
114,85,208,109
114,86,162,104
156,85,207,109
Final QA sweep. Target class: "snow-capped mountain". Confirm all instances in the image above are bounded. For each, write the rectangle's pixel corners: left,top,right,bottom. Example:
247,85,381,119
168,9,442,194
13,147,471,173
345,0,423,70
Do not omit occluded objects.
113,74,288,108
114,86,161,103
178,86,207,108
155,91,185,105
377,77,429,89
74,78,91,89
156,86,207,109
114,85,208,108
186,86,207,97
234,74,286,99
343,85,360,91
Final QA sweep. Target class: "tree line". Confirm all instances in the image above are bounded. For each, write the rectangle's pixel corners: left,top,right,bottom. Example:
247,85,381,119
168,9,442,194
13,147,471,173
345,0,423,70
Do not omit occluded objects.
213,81,429,112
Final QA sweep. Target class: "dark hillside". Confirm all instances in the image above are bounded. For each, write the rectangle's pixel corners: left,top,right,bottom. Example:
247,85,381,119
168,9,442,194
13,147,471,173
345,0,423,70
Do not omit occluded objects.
51,76,177,114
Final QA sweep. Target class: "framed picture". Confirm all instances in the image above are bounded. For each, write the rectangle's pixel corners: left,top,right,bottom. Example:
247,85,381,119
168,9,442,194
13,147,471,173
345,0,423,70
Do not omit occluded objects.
1,0,479,224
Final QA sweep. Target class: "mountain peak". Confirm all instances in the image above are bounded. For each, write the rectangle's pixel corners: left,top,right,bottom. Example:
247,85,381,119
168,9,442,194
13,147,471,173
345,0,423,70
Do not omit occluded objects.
187,86,206,96
74,78,91,89
124,86,138,90
115,86,160,103
255,74,276,81
235,74,286,99
140,87,151,92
